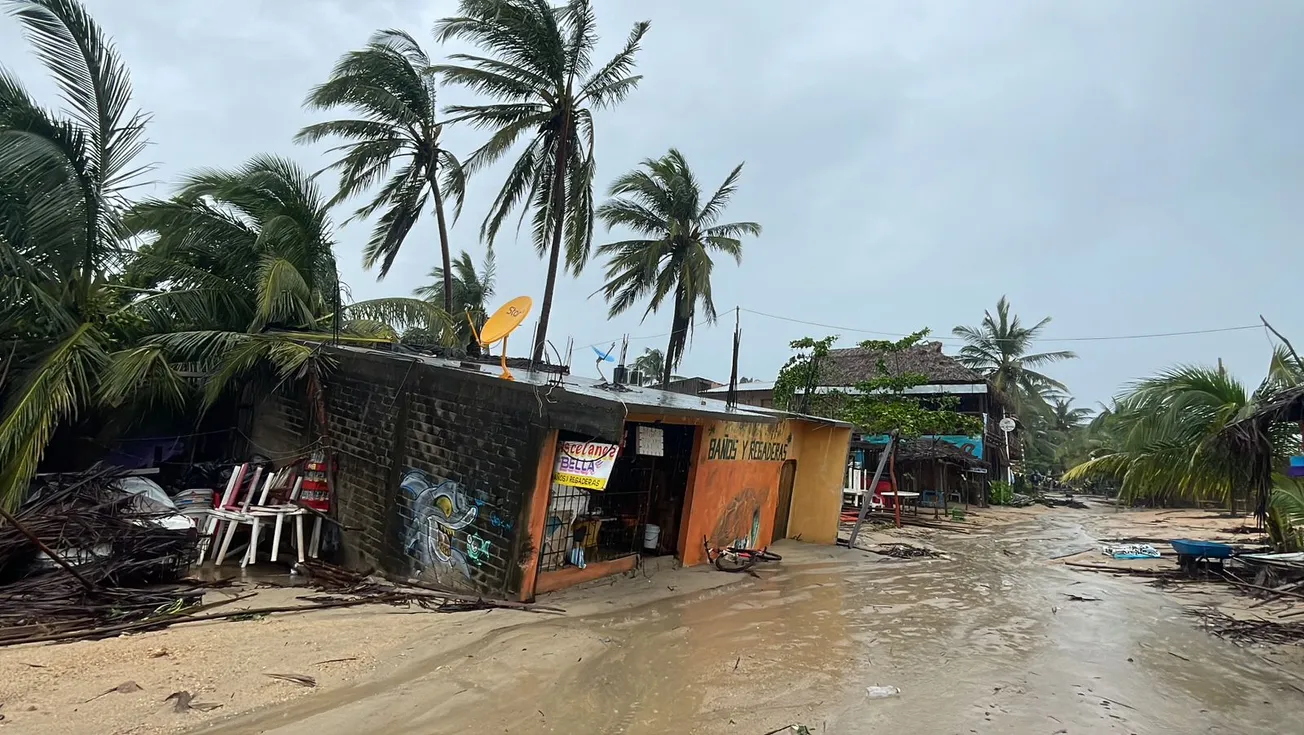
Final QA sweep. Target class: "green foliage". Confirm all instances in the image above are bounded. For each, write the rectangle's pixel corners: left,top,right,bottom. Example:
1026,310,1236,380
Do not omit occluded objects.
433,0,651,359
297,28,466,309
774,331,982,437
1269,475,1304,551
595,149,758,385
0,0,150,508
952,296,1076,416
773,336,837,415
840,330,982,437
1062,366,1260,506
415,247,495,350
989,480,1013,505
630,348,664,385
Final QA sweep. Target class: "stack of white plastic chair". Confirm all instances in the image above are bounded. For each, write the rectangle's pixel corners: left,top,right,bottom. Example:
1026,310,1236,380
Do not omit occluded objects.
243,472,315,567
196,463,257,566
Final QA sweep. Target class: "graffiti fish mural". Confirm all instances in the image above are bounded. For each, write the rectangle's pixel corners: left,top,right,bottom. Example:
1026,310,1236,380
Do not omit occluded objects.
401,469,480,579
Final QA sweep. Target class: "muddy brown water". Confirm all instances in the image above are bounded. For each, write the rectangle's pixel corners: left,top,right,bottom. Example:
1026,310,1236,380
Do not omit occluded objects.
193,513,1304,734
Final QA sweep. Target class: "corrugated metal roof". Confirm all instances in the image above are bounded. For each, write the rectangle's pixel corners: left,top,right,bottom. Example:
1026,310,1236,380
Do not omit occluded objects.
332,346,783,424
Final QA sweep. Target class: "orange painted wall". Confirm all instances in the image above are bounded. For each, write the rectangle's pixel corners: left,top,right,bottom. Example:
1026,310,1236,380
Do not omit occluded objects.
678,420,794,566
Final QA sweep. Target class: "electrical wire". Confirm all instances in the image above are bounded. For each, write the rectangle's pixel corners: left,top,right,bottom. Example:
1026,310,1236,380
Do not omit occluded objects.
737,307,1262,344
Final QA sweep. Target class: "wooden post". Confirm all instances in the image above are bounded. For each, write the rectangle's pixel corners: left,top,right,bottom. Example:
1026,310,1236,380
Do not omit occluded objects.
891,443,901,529
847,432,895,550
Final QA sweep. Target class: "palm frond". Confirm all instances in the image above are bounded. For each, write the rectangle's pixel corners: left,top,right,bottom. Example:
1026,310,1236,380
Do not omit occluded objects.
0,321,106,509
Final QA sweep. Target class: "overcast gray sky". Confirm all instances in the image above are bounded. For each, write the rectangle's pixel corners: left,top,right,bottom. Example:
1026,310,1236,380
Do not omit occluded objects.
3,0,1300,407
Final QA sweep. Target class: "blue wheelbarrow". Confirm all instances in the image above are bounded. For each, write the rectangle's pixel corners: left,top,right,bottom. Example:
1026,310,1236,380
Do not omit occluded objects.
1171,539,1233,575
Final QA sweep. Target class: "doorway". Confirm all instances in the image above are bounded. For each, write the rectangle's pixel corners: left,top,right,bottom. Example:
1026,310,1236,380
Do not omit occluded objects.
773,459,797,540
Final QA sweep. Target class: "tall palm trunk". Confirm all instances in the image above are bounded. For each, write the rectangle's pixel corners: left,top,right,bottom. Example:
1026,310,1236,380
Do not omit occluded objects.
662,286,689,388
532,120,571,362
428,166,454,315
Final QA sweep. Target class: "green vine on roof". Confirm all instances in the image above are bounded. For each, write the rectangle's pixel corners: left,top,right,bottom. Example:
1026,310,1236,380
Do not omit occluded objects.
774,329,982,438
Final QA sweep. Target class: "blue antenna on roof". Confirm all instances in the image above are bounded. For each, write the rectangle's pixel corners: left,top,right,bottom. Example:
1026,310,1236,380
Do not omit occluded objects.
593,343,616,382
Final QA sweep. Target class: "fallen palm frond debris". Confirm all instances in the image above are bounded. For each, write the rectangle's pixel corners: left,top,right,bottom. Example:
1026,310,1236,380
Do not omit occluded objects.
0,467,206,646
873,543,940,559
1,470,562,648
1186,608,1304,646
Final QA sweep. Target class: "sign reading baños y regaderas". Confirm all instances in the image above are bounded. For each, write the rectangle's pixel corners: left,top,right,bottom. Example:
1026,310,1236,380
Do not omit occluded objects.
553,441,620,490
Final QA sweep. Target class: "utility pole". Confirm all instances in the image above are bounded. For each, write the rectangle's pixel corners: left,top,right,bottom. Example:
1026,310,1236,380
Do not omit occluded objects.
727,307,740,410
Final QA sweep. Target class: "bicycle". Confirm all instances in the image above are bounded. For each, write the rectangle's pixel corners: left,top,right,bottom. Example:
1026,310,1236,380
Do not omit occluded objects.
703,537,782,572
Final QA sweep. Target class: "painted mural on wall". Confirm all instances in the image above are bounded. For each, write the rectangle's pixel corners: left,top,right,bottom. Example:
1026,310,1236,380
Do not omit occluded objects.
705,422,792,464
400,469,483,584
712,486,766,549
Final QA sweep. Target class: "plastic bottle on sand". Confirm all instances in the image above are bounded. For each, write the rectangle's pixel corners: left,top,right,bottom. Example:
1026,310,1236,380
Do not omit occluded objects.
865,686,901,699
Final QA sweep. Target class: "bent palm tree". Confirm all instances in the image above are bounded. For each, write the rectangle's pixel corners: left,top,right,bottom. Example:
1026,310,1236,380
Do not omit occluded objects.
1063,367,1257,507
415,247,496,352
0,0,151,508
952,296,1076,415
596,149,760,386
124,155,452,407
297,29,466,309
433,0,650,360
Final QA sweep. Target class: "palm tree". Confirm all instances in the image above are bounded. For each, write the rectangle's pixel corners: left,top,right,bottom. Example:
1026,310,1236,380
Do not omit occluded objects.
415,247,496,353
596,149,760,386
1050,397,1092,433
952,296,1076,415
296,29,466,311
630,348,663,385
123,156,452,408
1063,367,1258,507
0,0,152,508
432,0,651,361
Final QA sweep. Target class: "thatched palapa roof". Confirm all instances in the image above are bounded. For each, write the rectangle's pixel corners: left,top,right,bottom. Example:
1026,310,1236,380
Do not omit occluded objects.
819,341,983,387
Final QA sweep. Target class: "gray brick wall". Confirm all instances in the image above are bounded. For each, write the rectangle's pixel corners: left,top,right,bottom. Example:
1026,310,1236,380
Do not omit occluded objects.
251,348,622,598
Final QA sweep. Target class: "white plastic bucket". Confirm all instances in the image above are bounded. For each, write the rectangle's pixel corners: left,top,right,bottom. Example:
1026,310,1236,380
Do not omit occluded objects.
643,523,660,550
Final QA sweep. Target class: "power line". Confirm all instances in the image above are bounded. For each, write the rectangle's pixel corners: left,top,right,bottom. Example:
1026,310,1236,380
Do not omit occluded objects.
575,315,715,353
738,307,1262,344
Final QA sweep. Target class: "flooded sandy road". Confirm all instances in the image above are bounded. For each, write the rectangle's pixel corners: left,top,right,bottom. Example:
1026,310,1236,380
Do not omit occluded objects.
195,512,1304,734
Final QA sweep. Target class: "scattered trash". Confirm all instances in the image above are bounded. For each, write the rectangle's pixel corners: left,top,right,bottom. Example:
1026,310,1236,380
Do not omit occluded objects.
85,680,143,702
265,673,316,687
1101,544,1160,560
865,685,901,699
761,726,812,735
164,691,222,713
1065,594,1101,602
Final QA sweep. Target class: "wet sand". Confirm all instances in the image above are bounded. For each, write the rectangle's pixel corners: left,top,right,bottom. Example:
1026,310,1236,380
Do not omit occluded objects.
183,509,1304,735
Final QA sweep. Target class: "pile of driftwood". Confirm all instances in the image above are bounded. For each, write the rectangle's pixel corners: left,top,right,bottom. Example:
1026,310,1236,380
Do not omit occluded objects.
0,468,205,646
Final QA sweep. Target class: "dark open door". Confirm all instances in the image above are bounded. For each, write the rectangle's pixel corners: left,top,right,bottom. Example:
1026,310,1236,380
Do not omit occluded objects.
774,459,797,539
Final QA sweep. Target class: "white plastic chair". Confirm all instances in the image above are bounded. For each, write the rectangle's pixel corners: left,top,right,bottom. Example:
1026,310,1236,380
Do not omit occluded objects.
196,463,249,565
244,474,315,567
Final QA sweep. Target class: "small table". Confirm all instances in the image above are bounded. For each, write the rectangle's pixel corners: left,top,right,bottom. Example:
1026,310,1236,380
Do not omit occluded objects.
878,491,921,515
